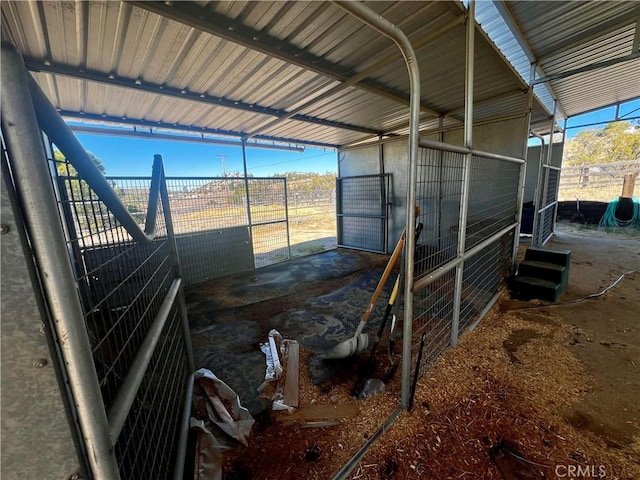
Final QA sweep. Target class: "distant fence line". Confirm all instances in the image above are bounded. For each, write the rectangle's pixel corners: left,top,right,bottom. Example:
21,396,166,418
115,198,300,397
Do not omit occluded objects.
558,160,639,201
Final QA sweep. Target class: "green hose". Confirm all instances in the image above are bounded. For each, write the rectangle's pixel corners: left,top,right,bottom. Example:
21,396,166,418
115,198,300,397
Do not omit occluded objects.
599,196,640,227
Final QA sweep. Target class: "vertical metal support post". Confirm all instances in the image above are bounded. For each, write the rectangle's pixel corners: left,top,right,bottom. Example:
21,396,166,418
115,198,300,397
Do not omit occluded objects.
531,131,546,246
330,0,421,409
1,45,120,479
511,63,536,271
378,137,388,252
157,154,195,373
283,177,292,260
451,0,475,348
551,118,568,235
241,140,255,257
437,117,445,251
156,156,194,480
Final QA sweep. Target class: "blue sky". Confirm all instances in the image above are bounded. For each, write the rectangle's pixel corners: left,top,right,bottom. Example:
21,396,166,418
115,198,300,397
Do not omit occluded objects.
564,98,639,139
75,98,638,177
75,132,338,177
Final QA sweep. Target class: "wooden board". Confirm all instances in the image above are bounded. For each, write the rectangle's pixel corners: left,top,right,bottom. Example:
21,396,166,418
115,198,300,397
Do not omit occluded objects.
276,403,359,422
283,341,299,407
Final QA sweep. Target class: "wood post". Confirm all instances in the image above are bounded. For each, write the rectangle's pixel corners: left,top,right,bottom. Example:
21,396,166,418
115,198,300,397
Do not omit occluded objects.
621,173,637,198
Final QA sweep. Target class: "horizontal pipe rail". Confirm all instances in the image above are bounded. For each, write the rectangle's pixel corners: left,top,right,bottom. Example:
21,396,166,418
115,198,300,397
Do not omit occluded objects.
70,125,305,152
336,213,386,219
559,171,639,180
412,222,518,293
27,75,166,244
561,159,640,170
537,202,557,214
107,278,182,445
419,138,525,164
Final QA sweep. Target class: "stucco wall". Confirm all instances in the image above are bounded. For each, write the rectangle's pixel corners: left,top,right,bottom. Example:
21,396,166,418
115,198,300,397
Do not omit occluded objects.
1,172,82,479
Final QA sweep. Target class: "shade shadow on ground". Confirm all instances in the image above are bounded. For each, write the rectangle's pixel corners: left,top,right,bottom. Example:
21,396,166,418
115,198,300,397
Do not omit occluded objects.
185,248,396,414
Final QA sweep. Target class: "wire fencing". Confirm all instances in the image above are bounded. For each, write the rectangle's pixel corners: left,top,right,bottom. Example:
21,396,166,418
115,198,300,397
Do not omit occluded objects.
410,140,523,383
109,175,338,282
336,174,390,253
50,151,191,479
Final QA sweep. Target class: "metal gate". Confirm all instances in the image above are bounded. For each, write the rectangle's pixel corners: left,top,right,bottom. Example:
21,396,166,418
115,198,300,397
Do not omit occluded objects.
247,177,291,268
336,174,390,253
532,164,561,246
410,139,523,378
109,176,291,284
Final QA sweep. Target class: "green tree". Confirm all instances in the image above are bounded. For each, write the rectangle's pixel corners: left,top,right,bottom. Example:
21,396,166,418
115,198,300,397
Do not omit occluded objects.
54,149,109,233
54,149,105,176
564,121,640,167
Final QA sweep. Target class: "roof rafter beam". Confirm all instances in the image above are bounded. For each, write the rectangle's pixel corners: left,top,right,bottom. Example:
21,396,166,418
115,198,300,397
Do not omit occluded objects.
129,1,442,117
532,52,640,85
25,58,380,136
58,110,338,149
69,125,305,152
244,13,467,139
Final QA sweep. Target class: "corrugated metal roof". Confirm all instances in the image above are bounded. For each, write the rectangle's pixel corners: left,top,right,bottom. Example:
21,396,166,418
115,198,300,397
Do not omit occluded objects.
2,0,635,147
474,0,558,117
503,0,640,119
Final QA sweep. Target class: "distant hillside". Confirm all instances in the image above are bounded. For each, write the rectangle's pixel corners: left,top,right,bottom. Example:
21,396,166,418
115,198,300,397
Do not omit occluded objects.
272,172,335,193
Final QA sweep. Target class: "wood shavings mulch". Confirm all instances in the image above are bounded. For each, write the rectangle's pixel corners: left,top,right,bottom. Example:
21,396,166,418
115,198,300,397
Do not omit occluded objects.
345,301,640,480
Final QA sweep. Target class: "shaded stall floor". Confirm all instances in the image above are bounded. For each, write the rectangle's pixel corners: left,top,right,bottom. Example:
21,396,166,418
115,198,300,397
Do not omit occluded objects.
184,248,397,415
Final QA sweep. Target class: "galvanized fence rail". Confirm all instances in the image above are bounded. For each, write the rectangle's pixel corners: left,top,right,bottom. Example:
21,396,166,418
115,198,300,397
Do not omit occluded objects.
558,159,640,202
410,139,523,380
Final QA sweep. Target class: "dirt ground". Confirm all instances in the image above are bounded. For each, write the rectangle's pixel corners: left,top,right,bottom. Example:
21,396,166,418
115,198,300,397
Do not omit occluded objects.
193,223,639,479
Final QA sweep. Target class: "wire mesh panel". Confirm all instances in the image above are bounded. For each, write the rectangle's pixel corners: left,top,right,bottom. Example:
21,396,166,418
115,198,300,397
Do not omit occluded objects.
164,177,249,233
466,156,520,250
247,177,290,267
114,304,188,479
287,187,336,258
50,149,190,479
546,168,560,206
111,176,254,284
407,141,523,394
459,231,514,332
337,174,389,253
414,148,464,278
533,165,561,246
412,269,456,375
